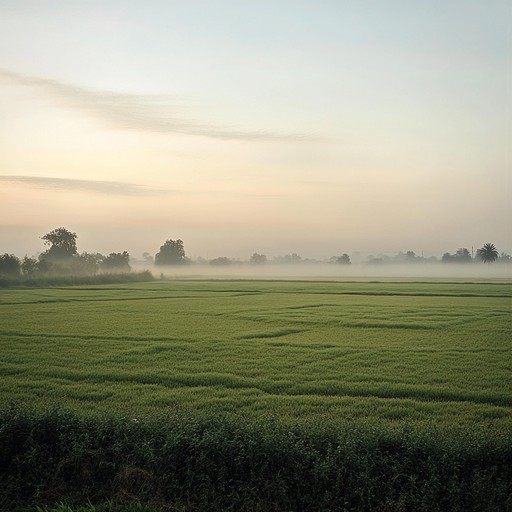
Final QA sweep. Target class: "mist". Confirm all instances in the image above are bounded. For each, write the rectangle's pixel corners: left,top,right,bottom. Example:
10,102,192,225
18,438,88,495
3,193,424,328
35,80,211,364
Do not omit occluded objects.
133,262,512,281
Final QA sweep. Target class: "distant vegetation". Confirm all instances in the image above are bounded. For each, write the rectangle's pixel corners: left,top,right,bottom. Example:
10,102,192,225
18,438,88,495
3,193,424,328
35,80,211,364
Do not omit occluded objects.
0,227,156,287
0,270,154,288
0,227,136,281
154,239,189,265
0,228,510,279
209,256,232,266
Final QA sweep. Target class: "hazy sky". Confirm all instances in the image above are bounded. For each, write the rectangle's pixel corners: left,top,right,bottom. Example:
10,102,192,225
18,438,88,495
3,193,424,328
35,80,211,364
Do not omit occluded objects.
1,0,510,259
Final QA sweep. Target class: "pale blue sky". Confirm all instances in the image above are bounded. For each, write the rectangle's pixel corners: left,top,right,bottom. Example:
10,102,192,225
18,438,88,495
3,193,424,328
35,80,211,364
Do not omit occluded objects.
0,1,510,258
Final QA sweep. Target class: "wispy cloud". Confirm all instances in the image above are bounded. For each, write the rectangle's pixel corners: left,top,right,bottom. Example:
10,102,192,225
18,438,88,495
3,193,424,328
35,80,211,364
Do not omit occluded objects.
0,69,322,142
0,175,285,199
0,175,175,196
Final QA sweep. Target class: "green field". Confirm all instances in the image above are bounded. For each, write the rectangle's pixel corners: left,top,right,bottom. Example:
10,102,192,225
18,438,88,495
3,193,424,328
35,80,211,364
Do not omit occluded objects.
1,279,511,427
1,279,511,511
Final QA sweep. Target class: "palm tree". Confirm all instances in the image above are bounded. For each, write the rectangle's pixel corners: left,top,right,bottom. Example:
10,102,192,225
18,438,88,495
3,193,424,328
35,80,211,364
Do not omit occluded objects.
476,243,499,264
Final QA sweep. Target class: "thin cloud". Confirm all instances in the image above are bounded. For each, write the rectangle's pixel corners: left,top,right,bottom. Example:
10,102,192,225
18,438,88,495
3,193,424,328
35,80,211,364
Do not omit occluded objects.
0,175,284,199
0,69,322,142
0,175,176,196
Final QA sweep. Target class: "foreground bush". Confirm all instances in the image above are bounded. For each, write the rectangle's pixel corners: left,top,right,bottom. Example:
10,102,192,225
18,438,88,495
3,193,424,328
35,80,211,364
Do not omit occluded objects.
1,404,511,511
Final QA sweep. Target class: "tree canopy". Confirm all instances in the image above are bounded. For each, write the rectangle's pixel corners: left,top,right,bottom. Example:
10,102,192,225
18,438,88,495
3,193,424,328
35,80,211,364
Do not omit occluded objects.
100,252,131,272
0,254,21,277
441,248,472,263
476,243,499,264
155,239,187,265
330,254,351,265
210,257,232,266
41,227,78,260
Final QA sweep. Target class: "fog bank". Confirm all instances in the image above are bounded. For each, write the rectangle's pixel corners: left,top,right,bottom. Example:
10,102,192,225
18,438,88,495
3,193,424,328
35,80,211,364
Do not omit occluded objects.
133,263,512,281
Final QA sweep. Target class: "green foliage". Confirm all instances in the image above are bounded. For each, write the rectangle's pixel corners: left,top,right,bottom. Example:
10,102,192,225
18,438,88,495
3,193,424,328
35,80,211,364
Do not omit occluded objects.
21,256,39,276
41,227,78,260
34,500,160,511
0,253,21,276
154,239,187,265
249,253,267,265
0,271,153,288
442,247,472,263
477,243,499,264
73,253,100,275
100,252,130,273
1,403,511,511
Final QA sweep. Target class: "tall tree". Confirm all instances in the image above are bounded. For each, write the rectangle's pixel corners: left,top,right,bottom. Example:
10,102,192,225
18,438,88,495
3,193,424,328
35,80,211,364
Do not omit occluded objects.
476,243,499,264
155,239,187,265
41,227,77,260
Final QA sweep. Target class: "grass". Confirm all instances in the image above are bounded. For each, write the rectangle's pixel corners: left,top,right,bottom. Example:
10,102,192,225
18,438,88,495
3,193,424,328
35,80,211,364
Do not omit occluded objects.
1,279,511,510
34,502,160,512
1,280,510,425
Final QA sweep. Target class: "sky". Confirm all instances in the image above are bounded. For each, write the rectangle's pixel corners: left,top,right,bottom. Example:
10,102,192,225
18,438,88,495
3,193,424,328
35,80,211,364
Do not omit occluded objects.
0,0,510,260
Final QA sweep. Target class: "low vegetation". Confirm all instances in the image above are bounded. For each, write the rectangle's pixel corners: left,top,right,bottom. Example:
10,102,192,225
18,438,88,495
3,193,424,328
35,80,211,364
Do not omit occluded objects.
0,271,154,289
1,280,511,510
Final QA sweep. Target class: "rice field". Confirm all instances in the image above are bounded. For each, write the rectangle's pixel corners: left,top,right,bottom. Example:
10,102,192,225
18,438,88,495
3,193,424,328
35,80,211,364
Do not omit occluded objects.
1,279,510,429
1,279,511,511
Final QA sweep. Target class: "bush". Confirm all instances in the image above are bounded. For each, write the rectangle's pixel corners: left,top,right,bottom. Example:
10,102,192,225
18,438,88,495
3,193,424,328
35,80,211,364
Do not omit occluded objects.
1,404,511,512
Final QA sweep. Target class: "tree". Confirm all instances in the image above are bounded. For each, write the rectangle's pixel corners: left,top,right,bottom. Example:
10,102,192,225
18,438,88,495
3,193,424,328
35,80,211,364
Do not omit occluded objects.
498,252,511,263
395,251,419,263
73,252,100,275
41,227,77,260
0,254,21,277
330,254,351,265
155,239,187,265
476,243,499,264
36,256,53,274
442,248,472,263
21,256,38,276
273,253,302,264
455,248,472,262
100,251,131,272
250,253,267,265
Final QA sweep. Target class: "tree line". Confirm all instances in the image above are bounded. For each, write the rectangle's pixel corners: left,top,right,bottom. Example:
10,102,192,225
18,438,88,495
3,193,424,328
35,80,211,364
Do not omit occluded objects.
366,245,508,266
0,227,509,278
0,228,130,278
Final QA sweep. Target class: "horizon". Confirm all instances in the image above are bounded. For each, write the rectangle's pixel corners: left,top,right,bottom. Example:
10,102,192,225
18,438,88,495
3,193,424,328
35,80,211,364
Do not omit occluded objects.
0,224,509,263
